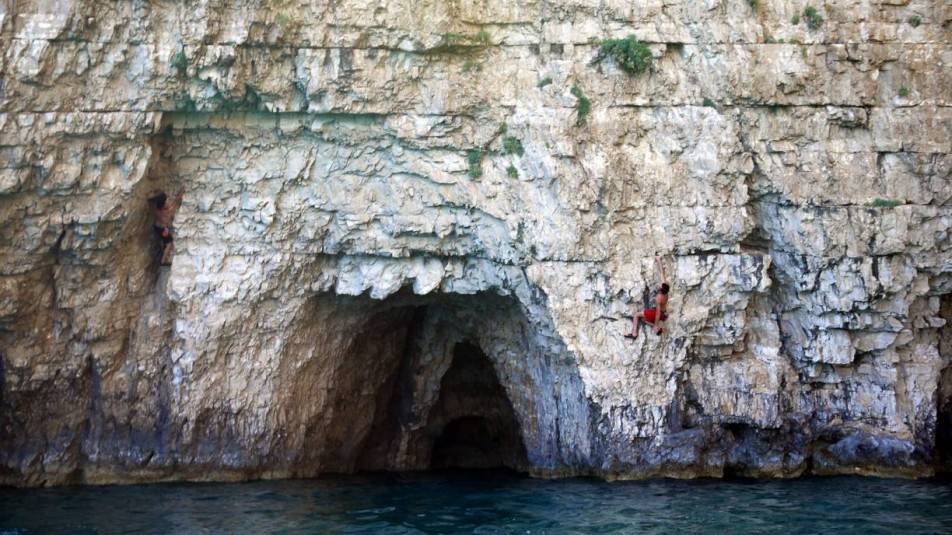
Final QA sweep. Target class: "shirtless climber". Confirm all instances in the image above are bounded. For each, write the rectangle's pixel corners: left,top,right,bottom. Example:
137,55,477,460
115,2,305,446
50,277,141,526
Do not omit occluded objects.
625,256,670,339
148,189,184,266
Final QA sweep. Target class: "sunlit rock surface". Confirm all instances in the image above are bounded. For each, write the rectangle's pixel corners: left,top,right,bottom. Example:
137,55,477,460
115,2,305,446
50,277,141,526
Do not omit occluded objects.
0,1,949,486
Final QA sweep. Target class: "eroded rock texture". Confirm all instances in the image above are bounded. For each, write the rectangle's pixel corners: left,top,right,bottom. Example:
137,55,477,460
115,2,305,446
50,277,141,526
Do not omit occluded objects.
0,0,949,486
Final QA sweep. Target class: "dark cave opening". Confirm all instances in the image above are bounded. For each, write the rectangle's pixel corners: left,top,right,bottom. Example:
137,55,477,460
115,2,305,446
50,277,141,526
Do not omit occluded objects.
430,416,512,470
937,295,952,473
426,342,528,471
308,292,530,475
937,400,951,471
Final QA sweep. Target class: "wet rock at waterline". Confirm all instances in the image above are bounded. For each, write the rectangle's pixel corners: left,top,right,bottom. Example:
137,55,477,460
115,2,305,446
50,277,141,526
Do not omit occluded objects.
0,1,950,486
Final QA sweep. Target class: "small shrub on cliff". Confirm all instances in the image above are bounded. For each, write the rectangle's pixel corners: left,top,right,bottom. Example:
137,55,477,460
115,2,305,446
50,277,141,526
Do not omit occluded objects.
506,164,519,179
171,49,188,76
590,35,652,76
702,97,716,108
748,0,759,9
502,135,525,156
538,76,553,88
868,198,901,208
467,150,483,178
803,6,823,30
791,13,800,25
461,59,483,73
570,86,591,125
907,16,921,28
474,30,491,45
275,12,291,28
445,32,466,46
898,85,909,97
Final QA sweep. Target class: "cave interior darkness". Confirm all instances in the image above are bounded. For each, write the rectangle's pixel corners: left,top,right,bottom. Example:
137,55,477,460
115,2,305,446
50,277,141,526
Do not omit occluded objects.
304,291,533,474
937,294,952,473
425,341,528,471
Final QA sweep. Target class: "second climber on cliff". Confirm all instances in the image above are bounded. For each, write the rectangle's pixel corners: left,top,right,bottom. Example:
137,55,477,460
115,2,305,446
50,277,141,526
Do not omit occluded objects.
625,256,670,339
148,189,184,266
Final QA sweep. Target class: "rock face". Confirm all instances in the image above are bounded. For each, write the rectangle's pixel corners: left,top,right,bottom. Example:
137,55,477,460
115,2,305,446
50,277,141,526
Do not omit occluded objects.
0,1,949,486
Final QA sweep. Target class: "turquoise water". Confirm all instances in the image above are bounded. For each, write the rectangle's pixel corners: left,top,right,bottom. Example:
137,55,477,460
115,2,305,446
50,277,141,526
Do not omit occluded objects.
2,473,951,534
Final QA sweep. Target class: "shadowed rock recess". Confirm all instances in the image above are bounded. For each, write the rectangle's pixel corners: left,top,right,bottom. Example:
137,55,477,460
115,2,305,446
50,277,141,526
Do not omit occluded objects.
0,1,949,486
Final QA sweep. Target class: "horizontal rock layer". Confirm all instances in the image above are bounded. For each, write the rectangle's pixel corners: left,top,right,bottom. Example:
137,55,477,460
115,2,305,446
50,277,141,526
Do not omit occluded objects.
0,0,950,486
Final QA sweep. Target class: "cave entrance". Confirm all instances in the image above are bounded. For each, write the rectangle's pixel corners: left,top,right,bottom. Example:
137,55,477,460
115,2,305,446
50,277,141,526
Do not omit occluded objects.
348,297,532,474
282,290,561,476
427,342,528,471
937,295,952,473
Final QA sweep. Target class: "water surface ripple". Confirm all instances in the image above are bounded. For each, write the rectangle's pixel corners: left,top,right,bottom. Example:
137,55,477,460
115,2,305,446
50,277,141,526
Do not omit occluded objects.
2,473,951,534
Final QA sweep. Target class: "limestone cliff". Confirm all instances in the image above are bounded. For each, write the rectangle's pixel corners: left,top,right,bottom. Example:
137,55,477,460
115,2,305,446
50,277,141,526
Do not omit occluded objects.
0,0,949,486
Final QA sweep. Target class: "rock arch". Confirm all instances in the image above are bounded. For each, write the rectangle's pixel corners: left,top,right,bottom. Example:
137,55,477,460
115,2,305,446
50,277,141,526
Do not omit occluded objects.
265,286,591,477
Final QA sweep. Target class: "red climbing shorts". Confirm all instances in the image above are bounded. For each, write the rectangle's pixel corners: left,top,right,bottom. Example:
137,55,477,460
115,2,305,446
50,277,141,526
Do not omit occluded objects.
154,225,173,245
642,310,669,323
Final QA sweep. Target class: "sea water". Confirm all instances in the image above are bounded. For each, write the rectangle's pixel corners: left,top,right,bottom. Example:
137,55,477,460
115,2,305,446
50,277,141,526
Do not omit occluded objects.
2,472,951,534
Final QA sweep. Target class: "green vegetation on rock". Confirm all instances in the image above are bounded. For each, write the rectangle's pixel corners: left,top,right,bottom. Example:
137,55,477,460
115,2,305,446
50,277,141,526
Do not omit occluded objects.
868,198,902,208
506,164,519,179
590,35,652,76
461,59,483,73
445,32,466,47
538,77,553,88
803,6,823,30
171,49,188,75
570,86,591,125
467,150,483,178
444,31,492,48
502,136,524,156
